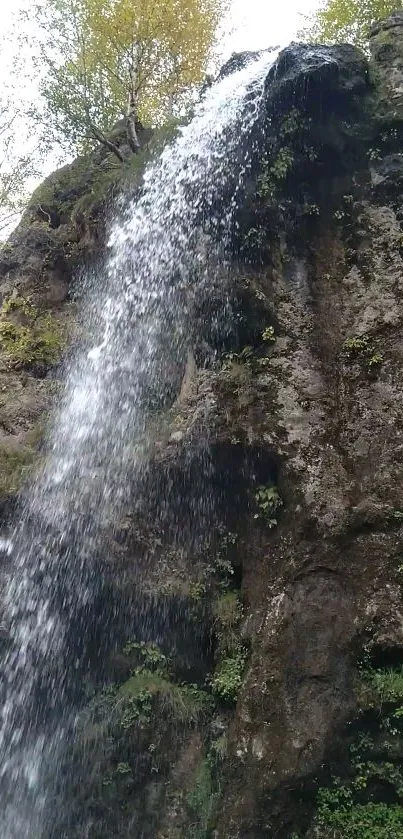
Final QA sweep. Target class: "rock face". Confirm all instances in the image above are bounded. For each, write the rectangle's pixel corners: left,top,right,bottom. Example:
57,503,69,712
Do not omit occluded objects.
5,14,403,839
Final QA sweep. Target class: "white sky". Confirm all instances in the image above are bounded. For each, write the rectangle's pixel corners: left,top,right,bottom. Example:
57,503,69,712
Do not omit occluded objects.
223,0,317,56
3,0,318,62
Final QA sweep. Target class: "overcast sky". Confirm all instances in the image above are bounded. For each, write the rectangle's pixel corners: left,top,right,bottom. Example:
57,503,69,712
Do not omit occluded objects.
223,0,317,56
3,0,318,63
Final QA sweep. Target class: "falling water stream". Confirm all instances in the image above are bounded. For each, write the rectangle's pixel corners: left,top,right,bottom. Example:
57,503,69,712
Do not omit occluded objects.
0,50,278,837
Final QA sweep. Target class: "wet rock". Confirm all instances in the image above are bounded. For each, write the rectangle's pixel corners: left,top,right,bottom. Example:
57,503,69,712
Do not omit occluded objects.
265,41,368,106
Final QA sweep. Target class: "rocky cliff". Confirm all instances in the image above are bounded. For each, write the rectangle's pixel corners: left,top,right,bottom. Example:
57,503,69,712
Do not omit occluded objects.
3,13,403,839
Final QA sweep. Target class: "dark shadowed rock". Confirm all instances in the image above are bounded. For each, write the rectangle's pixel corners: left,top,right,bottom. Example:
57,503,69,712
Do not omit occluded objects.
265,41,368,104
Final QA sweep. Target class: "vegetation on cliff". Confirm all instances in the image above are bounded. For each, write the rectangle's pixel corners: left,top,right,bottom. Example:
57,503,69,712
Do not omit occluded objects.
34,0,226,157
302,0,402,47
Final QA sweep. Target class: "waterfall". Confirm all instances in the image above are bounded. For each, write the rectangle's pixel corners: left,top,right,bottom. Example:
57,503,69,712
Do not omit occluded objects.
0,49,278,837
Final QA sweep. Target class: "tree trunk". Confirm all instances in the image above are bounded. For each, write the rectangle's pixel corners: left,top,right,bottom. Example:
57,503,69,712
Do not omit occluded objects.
89,123,125,162
127,45,141,152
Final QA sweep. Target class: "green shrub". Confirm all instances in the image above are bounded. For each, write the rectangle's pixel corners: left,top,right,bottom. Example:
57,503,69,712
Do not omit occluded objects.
254,484,283,528
357,665,403,715
200,528,238,592
122,640,168,671
343,336,371,354
257,147,295,199
210,646,247,703
371,667,403,704
316,800,403,839
262,326,276,343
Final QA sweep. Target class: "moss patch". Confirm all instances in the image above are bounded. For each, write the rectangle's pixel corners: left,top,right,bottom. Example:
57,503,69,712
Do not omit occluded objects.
0,444,37,497
26,119,182,235
184,758,216,839
119,669,213,726
0,296,65,367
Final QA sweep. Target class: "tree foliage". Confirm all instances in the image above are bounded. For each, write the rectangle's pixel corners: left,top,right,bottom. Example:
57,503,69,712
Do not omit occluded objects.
301,0,403,49
34,0,226,156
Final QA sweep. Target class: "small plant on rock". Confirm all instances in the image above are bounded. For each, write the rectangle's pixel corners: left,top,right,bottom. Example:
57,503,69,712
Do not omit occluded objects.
257,147,294,200
213,591,243,653
368,352,383,368
343,336,371,354
262,326,276,343
342,335,383,371
210,646,247,703
122,640,168,672
254,484,283,529
222,345,254,370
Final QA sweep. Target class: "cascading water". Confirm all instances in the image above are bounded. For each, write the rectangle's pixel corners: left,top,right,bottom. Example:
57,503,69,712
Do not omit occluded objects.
0,49,278,837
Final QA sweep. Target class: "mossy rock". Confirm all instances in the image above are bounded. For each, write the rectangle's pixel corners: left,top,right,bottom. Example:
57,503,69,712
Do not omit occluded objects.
0,295,65,368
24,119,182,237
119,668,213,725
213,591,243,654
183,758,217,839
0,444,37,498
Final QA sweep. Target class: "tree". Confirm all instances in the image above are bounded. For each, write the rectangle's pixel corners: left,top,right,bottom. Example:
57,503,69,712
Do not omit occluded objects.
33,0,226,157
0,97,41,236
300,0,403,49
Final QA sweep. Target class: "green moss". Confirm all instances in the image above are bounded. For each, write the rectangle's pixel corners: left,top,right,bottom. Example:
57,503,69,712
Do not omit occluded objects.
183,735,228,838
113,119,182,197
27,159,101,221
0,444,36,496
119,669,213,725
184,758,216,839
0,296,65,366
1,296,36,318
70,165,121,220
213,591,243,654
129,118,181,168
28,120,183,240
27,152,120,232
